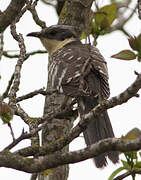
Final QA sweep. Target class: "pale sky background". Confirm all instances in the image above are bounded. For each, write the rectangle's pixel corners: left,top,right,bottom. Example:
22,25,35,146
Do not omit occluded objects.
0,0,141,180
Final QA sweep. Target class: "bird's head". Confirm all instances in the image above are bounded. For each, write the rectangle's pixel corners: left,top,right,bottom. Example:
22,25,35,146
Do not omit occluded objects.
27,25,78,55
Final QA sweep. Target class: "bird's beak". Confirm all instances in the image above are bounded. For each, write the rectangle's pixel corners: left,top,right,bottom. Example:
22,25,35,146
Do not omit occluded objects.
27,32,41,38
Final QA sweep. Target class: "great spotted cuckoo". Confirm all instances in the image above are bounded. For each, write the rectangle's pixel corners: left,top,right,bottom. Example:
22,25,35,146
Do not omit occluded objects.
27,25,119,168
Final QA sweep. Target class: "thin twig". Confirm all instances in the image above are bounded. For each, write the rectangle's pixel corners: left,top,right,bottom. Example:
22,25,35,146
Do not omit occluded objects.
114,169,141,180
14,104,31,125
4,129,30,150
8,2,29,106
108,4,137,36
5,100,76,152
9,28,26,107
28,0,46,28
0,32,4,60
3,50,47,59
2,73,14,100
7,122,15,141
16,88,58,102
40,0,56,7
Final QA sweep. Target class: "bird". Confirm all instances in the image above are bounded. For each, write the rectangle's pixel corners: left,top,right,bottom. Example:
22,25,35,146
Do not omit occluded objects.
27,24,119,168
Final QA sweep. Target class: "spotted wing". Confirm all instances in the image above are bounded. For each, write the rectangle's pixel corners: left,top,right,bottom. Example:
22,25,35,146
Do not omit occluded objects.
48,41,110,99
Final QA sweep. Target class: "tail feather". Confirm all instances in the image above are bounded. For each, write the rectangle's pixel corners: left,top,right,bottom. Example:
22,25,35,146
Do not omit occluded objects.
78,96,119,168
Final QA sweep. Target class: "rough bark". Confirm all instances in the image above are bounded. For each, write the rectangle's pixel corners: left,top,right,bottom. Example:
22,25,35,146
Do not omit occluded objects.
58,0,93,36
41,64,74,180
0,0,26,33
1,137,141,173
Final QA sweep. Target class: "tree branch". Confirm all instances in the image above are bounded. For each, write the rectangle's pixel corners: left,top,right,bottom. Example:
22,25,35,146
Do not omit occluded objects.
4,129,30,151
1,137,141,173
2,73,14,100
15,88,56,102
3,50,47,59
0,0,26,32
9,26,26,107
0,32,4,60
28,0,46,28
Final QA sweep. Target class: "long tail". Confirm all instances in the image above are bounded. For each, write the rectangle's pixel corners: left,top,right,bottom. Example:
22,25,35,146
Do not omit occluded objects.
78,96,119,168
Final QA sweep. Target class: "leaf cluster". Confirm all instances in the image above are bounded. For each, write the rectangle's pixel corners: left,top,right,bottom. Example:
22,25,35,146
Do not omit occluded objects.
109,132,141,180
0,103,13,123
112,34,141,62
81,3,117,39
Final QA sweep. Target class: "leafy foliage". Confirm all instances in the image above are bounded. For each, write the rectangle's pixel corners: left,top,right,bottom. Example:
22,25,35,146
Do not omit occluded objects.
112,34,141,62
81,3,117,40
0,103,13,123
111,50,136,60
92,3,117,35
108,167,126,180
109,131,141,180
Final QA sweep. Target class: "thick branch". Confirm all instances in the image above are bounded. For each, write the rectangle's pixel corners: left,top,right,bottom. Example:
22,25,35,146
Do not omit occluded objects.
1,137,141,173
0,0,26,32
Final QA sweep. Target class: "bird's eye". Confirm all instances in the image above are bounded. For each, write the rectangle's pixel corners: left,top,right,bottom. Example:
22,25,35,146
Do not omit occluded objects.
44,29,58,39
49,30,57,35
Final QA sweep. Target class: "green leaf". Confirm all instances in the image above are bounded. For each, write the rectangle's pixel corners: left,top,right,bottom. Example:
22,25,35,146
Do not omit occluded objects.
108,167,126,180
43,169,53,176
128,34,141,54
124,151,137,160
122,133,138,140
91,21,101,35
0,103,13,123
125,128,141,138
137,52,141,62
1,112,13,123
100,3,117,25
135,161,141,168
128,36,139,51
101,17,110,29
92,3,117,36
111,50,136,60
137,34,141,49
94,3,117,27
94,12,106,27
121,160,131,170
80,32,87,40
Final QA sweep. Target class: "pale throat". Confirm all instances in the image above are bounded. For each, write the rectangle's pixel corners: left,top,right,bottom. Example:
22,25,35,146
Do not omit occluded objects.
40,37,75,56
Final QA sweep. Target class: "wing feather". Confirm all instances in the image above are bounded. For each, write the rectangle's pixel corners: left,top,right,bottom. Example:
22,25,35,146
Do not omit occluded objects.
49,41,110,99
